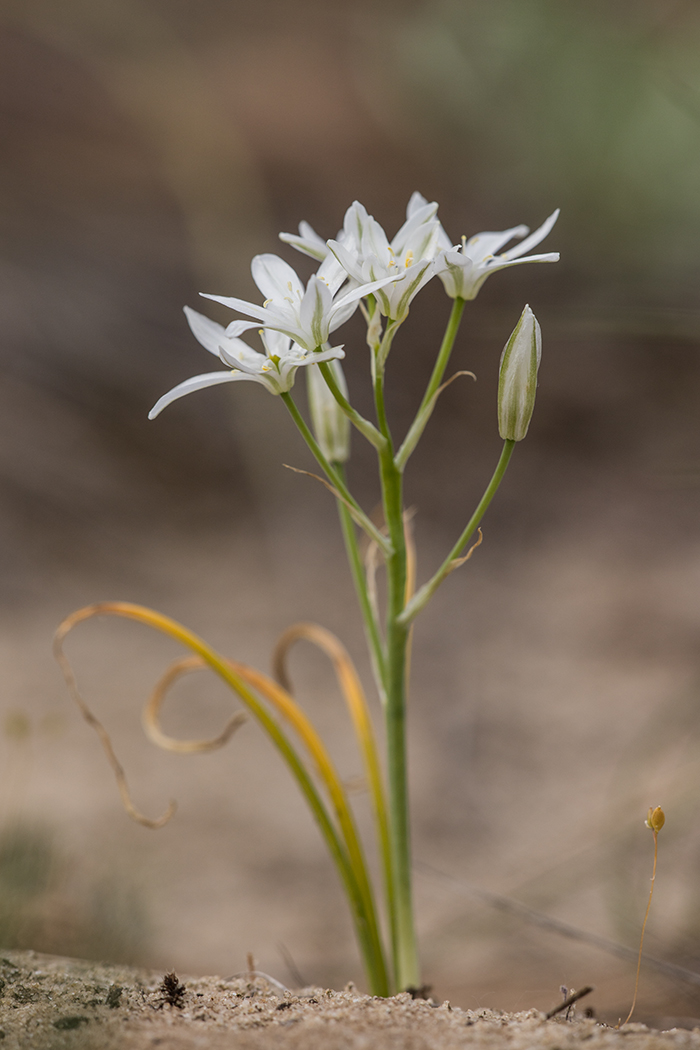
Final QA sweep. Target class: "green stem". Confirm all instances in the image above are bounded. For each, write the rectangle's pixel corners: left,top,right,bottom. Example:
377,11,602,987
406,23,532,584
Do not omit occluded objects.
281,393,391,556
318,361,387,451
399,439,516,626
335,467,387,703
417,298,466,417
395,298,466,471
374,353,420,990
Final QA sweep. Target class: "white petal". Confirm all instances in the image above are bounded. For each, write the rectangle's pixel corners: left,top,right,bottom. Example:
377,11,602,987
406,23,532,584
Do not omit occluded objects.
148,370,265,418
311,344,345,363
329,294,361,331
501,209,560,261
464,225,529,261
316,251,349,295
251,254,303,302
278,221,328,261
484,252,560,274
342,201,371,247
259,329,293,357
200,293,269,322
183,306,227,357
332,271,402,313
406,191,429,218
217,345,267,373
402,220,441,264
391,202,438,254
434,250,475,298
327,239,365,283
361,215,390,261
225,319,263,338
390,259,435,319
299,274,332,348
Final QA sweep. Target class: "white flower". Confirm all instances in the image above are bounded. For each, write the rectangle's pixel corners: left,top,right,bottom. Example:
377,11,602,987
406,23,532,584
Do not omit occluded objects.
497,304,542,441
327,197,442,321
148,306,344,418
201,253,398,353
306,359,350,463
434,208,560,300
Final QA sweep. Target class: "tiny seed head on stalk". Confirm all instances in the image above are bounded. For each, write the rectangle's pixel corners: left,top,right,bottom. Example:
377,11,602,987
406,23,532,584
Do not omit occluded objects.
620,806,665,1027
646,805,665,833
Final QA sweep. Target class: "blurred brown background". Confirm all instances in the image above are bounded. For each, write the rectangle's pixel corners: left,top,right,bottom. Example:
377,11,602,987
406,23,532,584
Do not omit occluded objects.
2,0,700,1025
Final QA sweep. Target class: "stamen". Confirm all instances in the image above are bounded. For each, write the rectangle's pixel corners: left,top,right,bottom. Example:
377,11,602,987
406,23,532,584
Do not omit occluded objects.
263,298,273,307
404,250,413,267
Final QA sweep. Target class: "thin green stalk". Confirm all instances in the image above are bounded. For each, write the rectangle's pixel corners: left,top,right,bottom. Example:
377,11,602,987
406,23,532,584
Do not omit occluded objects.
281,393,391,556
318,361,387,451
335,467,387,702
395,299,466,471
373,355,420,990
416,298,466,417
335,472,400,985
399,439,516,626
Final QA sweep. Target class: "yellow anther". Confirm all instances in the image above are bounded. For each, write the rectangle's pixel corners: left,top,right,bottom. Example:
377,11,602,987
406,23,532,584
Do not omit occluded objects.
263,298,273,307
287,282,293,292
404,251,413,268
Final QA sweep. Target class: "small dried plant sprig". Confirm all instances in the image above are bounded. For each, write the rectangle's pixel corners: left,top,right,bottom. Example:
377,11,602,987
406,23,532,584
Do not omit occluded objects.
620,806,665,1027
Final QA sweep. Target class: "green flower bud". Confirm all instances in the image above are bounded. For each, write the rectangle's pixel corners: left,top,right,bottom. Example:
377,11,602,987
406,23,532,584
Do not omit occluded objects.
497,304,542,442
306,359,350,464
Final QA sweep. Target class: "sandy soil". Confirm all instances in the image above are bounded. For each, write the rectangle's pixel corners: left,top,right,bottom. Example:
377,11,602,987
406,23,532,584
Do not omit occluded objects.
2,950,700,1050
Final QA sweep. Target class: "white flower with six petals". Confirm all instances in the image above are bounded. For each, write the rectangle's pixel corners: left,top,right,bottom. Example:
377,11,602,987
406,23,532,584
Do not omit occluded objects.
148,306,344,418
327,199,441,321
201,252,399,353
432,205,560,300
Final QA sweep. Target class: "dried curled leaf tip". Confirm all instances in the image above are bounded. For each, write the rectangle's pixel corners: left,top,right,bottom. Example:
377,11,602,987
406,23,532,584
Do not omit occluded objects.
645,806,665,833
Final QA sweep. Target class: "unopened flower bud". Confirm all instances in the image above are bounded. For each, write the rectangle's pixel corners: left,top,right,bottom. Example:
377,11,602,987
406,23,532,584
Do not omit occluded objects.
306,359,350,464
645,806,665,833
497,304,542,441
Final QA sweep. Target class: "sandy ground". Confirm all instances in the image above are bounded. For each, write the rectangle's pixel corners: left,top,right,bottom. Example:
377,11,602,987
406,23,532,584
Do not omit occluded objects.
2,949,700,1050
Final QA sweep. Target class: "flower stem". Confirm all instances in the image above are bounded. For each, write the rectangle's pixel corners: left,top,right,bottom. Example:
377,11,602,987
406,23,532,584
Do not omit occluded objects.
335,466,387,702
317,361,387,451
417,298,466,416
281,393,391,555
373,352,420,991
399,439,516,626
395,298,466,471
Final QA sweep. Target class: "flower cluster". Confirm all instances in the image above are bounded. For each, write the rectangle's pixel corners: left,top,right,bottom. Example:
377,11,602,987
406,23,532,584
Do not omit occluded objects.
149,194,559,418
